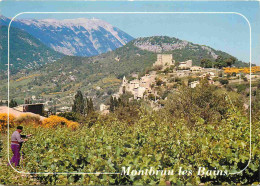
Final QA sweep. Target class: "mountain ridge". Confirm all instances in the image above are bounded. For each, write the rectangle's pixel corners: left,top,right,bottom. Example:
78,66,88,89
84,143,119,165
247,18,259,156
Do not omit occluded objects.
0,15,134,56
131,36,248,67
1,35,249,106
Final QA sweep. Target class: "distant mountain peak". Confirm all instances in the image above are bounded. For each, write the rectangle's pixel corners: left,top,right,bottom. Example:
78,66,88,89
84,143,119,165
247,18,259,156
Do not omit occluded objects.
0,14,9,21
0,15,134,56
19,17,111,30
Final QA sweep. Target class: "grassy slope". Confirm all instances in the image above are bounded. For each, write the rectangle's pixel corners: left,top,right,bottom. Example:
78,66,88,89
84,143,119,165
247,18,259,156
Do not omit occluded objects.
0,26,63,73
0,36,249,106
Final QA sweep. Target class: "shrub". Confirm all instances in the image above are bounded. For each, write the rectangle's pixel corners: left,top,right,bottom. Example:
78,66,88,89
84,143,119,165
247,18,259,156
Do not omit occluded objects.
42,115,79,129
15,113,41,126
163,67,171,74
66,121,80,130
0,113,15,132
243,77,248,82
107,89,113,95
58,112,79,122
153,65,163,71
219,78,229,85
148,94,156,101
236,84,247,93
156,78,163,86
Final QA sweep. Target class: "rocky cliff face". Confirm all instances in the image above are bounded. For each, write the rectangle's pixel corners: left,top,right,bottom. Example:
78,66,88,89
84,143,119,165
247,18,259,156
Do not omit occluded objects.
133,36,218,59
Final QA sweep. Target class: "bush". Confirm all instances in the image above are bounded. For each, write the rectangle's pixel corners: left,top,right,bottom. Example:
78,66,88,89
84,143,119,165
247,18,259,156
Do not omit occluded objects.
156,78,163,86
163,67,171,74
42,115,79,130
243,77,248,82
236,84,247,93
153,65,163,71
0,113,15,132
107,89,113,95
58,112,80,122
219,78,229,85
188,77,199,83
15,113,41,126
148,93,156,101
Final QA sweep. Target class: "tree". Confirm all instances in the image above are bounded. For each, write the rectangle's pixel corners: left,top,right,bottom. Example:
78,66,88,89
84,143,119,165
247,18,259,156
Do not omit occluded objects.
72,90,85,115
215,56,237,69
215,56,226,69
114,97,118,108
200,58,206,68
219,78,229,85
107,89,113,95
224,57,237,67
9,99,18,108
109,96,115,112
86,98,94,115
200,58,213,68
122,86,126,94
24,98,32,104
163,81,242,125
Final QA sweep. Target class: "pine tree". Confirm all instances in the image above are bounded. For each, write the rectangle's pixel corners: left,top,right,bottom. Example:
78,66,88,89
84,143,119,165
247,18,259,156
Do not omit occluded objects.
86,98,94,115
109,96,114,112
72,90,85,115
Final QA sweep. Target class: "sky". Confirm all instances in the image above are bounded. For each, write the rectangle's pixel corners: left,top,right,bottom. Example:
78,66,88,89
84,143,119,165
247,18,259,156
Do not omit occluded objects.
0,1,259,65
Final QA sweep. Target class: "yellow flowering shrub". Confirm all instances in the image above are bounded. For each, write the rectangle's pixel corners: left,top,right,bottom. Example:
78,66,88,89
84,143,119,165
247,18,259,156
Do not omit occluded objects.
42,115,79,129
0,113,15,132
67,121,80,130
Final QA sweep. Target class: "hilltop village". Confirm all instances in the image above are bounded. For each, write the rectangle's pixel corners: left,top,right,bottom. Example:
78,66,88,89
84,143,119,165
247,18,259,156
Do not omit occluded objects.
98,54,260,114
100,54,223,114
2,54,260,116
114,54,199,100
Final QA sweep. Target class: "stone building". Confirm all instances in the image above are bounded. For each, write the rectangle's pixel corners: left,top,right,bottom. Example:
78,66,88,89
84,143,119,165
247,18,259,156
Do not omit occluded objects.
100,104,109,112
190,66,202,72
118,73,156,100
99,104,110,115
178,60,192,69
190,81,200,88
153,54,175,69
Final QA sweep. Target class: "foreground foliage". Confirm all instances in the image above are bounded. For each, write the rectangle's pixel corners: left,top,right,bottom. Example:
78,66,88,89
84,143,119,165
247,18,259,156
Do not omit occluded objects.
0,84,259,185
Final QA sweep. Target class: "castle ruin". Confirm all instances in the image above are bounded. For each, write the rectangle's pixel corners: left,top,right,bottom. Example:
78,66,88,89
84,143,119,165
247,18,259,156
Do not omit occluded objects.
153,54,175,69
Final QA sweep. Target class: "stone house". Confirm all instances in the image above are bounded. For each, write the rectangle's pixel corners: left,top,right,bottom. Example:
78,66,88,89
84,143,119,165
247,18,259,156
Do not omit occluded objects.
190,66,202,72
118,73,157,100
153,54,175,69
178,60,193,69
190,81,200,88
